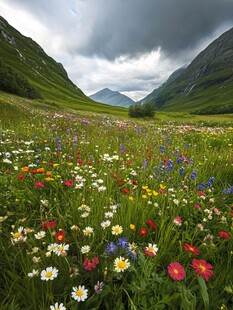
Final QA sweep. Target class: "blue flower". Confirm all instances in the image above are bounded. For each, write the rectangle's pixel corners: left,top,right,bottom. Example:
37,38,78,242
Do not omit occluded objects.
118,237,128,249
107,242,117,254
127,250,138,260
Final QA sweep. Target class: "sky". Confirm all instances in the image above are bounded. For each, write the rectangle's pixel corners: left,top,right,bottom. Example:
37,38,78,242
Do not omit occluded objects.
1,0,233,101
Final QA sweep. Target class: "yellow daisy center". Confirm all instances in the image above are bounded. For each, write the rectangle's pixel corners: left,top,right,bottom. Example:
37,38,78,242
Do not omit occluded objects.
199,264,206,272
45,271,52,278
14,232,21,238
148,246,154,252
173,268,179,275
118,261,126,269
76,290,83,297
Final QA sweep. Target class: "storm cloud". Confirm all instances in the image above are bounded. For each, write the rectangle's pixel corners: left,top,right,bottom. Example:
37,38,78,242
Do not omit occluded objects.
1,0,233,100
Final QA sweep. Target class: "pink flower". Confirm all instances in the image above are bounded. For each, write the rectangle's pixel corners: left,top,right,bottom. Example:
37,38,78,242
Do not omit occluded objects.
35,182,45,188
183,243,200,255
173,216,182,226
64,180,74,186
191,259,214,281
168,262,186,281
218,231,230,239
83,257,99,271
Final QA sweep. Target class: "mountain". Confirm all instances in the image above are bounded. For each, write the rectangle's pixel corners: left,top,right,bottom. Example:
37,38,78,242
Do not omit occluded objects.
141,27,233,114
138,67,186,105
0,16,96,107
90,88,135,107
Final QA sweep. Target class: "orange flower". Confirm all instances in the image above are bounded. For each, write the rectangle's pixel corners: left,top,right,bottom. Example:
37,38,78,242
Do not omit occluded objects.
46,171,52,176
22,166,29,172
37,167,45,173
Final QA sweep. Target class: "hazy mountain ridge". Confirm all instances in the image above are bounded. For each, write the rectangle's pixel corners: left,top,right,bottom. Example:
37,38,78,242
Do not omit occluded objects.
90,88,135,107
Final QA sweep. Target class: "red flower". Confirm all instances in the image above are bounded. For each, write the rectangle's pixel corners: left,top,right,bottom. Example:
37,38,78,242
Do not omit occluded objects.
123,188,129,194
64,180,74,186
218,231,230,239
139,228,148,236
56,230,66,242
35,182,45,188
18,174,25,180
191,259,214,281
132,180,138,185
183,243,200,255
112,174,118,179
147,219,157,230
83,257,99,271
30,169,37,175
198,191,206,197
42,221,57,230
168,262,186,281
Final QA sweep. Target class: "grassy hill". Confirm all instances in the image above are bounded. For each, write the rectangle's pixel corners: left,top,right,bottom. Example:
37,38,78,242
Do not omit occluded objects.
0,16,127,117
140,27,233,114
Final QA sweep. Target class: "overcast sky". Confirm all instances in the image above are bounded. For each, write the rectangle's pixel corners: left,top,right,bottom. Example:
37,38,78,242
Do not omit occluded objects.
1,0,233,101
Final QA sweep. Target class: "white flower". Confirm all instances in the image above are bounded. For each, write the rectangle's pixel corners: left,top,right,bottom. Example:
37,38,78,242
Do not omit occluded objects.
71,285,88,302
34,231,46,239
83,227,94,236
50,302,66,310
47,243,58,252
81,212,90,218
11,226,27,243
114,256,130,272
101,220,111,229
104,211,114,218
55,244,69,256
28,269,39,278
81,245,90,254
145,243,158,255
41,266,58,281
112,225,123,235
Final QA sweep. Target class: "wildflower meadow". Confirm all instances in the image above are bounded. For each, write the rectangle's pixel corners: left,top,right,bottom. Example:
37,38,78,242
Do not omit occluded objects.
0,103,233,309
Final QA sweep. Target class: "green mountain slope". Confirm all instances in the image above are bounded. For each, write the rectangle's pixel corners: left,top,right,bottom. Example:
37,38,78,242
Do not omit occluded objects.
142,27,233,114
0,16,127,116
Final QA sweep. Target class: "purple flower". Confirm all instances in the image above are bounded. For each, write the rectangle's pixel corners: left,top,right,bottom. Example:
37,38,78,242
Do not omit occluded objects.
107,242,117,254
118,237,128,249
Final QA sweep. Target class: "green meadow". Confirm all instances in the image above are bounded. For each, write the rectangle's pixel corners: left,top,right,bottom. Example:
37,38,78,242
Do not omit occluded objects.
0,95,233,309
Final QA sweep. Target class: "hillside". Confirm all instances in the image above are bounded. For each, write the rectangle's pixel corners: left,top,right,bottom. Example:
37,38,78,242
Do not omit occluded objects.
141,27,233,114
0,16,128,116
138,67,186,106
90,88,135,107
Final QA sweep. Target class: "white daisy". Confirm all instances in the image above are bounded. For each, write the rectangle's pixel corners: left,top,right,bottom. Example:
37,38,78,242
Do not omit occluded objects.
83,227,94,236
111,225,123,235
55,244,69,256
41,266,58,281
81,245,91,254
34,230,46,239
47,243,58,252
50,302,66,310
71,285,88,302
145,243,158,255
101,220,111,229
114,256,130,272
28,269,39,278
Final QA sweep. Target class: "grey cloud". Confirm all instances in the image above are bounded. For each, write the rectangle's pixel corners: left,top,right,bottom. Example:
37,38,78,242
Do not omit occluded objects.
77,0,233,59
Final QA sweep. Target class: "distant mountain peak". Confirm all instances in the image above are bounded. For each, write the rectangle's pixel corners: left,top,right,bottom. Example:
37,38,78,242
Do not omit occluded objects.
90,88,135,107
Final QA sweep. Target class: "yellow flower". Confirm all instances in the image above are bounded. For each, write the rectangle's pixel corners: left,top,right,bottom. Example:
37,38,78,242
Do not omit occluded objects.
146,188,151,193
129,196,134,201
130,224,135,230
160,184,166,190
142,194,147,199
142,185,148,190
53,163,59,167
68,162,73,166
45,177,54,182
153,191,159,196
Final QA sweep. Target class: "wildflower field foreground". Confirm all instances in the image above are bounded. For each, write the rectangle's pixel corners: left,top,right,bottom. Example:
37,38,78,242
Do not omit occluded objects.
0,103,233,310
